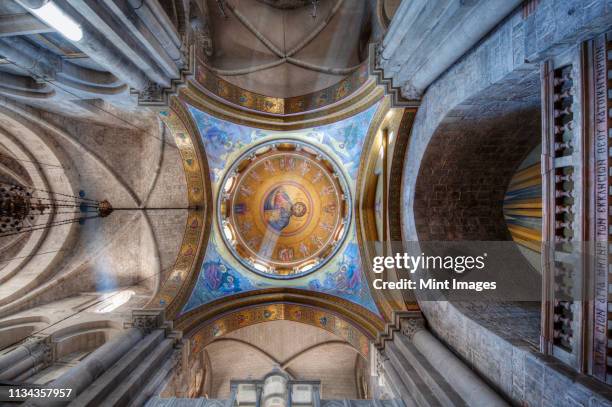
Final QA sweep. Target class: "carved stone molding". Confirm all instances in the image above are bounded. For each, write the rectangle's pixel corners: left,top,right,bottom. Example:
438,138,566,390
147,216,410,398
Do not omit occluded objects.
369,43,420,108
128,308,167,335
171,346,184,373
184,301,375,359
139,80,165,105
23,335,45,350
149,98,211,319
126,309,185,349
375,349,388,378
134,46,196,107
375,310,426,350
399,317,426,341
25,334,54,365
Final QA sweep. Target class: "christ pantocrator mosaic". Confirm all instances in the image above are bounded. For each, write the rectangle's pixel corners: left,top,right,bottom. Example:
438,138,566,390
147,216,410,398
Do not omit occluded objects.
218,140,351,279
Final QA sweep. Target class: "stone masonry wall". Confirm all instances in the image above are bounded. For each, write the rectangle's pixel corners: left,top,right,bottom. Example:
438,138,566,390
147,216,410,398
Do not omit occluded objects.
398,0,612,405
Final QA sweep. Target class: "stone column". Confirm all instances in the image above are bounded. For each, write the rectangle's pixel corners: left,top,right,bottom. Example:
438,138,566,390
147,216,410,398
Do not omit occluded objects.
23,309,170,406
407,319,507,406
0,338,40,372
377,352,417,406
377,311,509,407
0,335,52,381
377,0,523,99
255,383,263,407
41,327,143,394
312,384,321,407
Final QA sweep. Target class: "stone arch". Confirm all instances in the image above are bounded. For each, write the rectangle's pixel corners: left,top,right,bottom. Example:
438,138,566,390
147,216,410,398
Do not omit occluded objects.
413,79,541,242
177,312,371,400
182,301,374,359
177,288,384,348
146,99,212,319
165,295,381,399
397,23,549,399
0,104,76,308
405,71,544,347
50,320,122,360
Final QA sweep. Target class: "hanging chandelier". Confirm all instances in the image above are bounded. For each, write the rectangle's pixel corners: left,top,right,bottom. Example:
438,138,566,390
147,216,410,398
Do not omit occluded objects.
0,182,113,238
0,181,198,238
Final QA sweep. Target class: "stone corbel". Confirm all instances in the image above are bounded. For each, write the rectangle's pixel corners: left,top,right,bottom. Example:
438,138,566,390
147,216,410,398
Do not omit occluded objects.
25,334,54,366
125,308,184,350
398,315,426,341
138,80,165,105
368,42,420,108
134,45,196,107
375,310,426,350
126,308,167,335
399,83,422,101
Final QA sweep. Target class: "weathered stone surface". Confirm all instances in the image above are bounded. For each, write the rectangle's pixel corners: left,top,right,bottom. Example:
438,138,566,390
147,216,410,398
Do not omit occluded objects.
391,0,612,405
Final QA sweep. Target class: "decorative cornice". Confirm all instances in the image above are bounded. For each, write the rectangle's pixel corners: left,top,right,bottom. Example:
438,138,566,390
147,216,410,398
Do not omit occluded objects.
146,98,212,320
176,287,385,339
375,310,426,350
184,301,374,359
134,46,197,107
369,43,420,108
179,77,383,131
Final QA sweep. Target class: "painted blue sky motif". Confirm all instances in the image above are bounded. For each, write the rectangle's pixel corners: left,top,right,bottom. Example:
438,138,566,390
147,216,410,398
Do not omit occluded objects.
182,102,381,316
306,112,376,179
188,104,378,181
307,242,377,311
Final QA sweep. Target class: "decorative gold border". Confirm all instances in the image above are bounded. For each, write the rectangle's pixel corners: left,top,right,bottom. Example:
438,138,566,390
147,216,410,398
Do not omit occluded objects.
218,140,352,278
146,97,213,319
355,102,419,322
187,302,371,359
180,77,384,131
177,288,385,341
355,97,392,321
194,62,371,116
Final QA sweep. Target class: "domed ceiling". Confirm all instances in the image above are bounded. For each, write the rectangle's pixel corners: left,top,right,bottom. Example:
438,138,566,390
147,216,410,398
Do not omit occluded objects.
218,140,351,278
181,102,381,314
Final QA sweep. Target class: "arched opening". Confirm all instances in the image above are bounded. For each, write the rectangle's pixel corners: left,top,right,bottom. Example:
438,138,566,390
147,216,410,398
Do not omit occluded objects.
197,321,366,399
412,72,543,349
162,301,378,400
0,316,49,349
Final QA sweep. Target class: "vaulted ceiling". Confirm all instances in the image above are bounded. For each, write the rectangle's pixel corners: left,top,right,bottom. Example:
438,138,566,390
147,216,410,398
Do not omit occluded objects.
204,320,366,399
0,0,391,350
205,0,376,98
181,101,382,316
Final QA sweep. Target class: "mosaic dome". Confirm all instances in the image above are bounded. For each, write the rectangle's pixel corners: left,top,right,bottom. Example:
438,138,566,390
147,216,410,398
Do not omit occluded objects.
218,140,351,279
